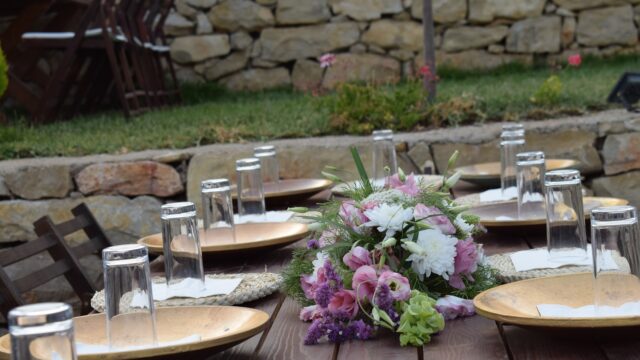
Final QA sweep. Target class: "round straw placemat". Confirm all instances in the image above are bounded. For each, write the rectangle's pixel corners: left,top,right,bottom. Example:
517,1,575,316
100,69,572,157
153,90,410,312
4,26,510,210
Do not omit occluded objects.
91,272,282,313
487,253,631,283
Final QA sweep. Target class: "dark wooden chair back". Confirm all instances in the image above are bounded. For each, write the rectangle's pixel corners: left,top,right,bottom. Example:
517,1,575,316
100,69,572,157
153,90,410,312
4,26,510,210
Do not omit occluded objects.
33,203,113,288
0,231,96,319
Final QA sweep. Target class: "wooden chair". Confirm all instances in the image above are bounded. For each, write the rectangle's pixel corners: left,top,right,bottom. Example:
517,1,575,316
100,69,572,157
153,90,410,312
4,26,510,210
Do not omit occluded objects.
0,231,96,320
33,203,113,289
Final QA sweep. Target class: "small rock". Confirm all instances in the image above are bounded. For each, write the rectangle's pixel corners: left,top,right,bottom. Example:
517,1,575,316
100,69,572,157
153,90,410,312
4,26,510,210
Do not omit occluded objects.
276,0,331,25
220,68,291,91
411,0,467,23
389,49,415,61
152,152,193,164
328,0,403,21
442,26,509,52
601,132,640,175
75,161,184,197
170,34,230,63
175,0,198,18
256,0,277,5
164,11,194,37
202,49,250,80
208,0,275,32
552,0,629,11
368,44,386,54
393,11,412,20
488,44,505,53
468,0,545,23
252,58,279,68
186,0,217,8
555,7,575,17
506,16,561,53
0,176,10,198
424,50,532,71
230,31,253,50
174,65,205,83
562,17,576,47
4,165,72,200
322,53,400,89
292,59,324,91
601,45,623,57
545,3,557,13
195,12,213,34
350,43,367,53
330,15,350,22
577,5,637,47
592,171,640,208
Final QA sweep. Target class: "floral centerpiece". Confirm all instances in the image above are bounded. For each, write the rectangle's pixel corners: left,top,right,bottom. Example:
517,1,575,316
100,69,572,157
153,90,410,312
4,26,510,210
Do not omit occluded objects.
284,149,497,346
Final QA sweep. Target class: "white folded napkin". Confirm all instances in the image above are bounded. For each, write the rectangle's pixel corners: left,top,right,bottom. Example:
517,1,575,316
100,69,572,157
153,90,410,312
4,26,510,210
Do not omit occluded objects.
537,302,640,318
234,210,293,224
76,334,202,354
479,187,517,203
495,215,516,221
509,246,619,272
152,277,243,301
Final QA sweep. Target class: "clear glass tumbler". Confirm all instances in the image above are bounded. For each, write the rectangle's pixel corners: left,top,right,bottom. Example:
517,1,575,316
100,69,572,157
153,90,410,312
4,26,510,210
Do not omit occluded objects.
201,179,235,243
502,123,524,132
236,158,266,218
161,202,205,291
254,145,280,184
372,129,397,181
500,130,525,196
544,169,587,262
591,206,640,309
516,151,545,219
102,244,157,350
9,302,76,360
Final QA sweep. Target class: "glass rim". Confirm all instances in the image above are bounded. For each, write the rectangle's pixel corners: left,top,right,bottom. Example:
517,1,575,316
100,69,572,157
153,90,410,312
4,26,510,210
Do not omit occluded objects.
236,157,261,170
372,129,393,141
591,205,638,223
161,202,197,218
254,145,276,157
516,151,544,164
201,178,231,191
502,123,524,131
102,244,148,262
544,169,581,185
9,302,72,327
500,129,525,139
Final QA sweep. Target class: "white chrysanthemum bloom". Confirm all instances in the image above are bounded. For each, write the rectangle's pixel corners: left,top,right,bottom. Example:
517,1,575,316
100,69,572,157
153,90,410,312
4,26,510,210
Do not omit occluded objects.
455,214,474,235
363,203,413,239
407,229,457,280
309,251,328,282
363,189,410,205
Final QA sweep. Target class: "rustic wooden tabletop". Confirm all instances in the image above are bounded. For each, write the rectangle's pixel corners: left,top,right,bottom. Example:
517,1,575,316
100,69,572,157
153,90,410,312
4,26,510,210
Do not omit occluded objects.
203,184,640,360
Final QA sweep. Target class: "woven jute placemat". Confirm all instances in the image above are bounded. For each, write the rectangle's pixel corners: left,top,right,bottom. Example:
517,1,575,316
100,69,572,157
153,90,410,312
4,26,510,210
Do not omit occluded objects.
91,272,282,313
487,253,631,283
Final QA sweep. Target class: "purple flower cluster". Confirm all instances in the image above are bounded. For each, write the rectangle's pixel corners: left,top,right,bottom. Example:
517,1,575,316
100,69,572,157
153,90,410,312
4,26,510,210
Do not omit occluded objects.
304,311,375,345
374,283,400,323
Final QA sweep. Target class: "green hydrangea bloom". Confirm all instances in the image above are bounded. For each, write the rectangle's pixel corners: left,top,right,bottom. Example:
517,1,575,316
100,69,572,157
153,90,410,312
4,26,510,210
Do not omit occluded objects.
397,290,445,346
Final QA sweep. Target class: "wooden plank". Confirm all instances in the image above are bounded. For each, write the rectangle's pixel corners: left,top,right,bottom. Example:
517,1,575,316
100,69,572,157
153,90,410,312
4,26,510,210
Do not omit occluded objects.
477,232,531,256
501,325,605,360
423,316,509,360
337,331,418,360
254,297,337,359
598,336,640,360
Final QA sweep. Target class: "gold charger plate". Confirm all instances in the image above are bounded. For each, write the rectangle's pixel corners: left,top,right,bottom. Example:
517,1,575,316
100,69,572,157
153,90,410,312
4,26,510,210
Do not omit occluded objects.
232,179,332,199
138,222,309,255
455,159,579,187
468,196,628,229
474,273,640,328
0,306,270,359
332,175,443,196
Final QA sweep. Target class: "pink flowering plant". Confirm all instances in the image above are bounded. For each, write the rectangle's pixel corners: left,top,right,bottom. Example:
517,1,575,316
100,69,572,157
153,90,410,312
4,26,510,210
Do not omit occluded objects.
284,149,497,346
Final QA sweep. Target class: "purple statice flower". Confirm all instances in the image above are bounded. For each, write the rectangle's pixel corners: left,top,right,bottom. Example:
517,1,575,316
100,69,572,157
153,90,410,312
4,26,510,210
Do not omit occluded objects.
307,239,319,249
314,283,332,308
326,321,352,343
374,283,393,310
304,318,326,345
350,320,375,340
324,260,343,290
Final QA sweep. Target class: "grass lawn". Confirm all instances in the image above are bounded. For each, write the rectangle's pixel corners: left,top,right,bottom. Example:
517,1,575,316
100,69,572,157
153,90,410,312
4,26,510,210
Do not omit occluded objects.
0,54,638,160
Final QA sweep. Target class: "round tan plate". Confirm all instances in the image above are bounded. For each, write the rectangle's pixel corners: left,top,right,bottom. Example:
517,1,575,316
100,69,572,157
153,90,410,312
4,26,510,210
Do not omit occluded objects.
138,222,309,255
0,306,269,359
332,175,443,196
474,273,640,328
455,159,579,187
468,196,628,229
232,179,332,199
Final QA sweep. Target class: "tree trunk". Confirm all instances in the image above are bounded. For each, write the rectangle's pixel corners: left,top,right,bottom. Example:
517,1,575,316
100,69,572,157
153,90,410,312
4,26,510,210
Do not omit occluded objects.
422,0,436,102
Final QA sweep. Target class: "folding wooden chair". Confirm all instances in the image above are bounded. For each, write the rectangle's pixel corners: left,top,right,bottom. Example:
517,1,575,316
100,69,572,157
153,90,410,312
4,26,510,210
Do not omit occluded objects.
33,203,113,289
0,231,96,320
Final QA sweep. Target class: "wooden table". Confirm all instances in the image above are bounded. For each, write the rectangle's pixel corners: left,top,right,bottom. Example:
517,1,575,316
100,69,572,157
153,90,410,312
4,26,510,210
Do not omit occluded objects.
201,186,640,359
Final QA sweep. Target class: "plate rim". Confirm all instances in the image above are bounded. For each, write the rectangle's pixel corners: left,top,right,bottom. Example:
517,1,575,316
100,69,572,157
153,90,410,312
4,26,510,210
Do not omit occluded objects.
456,159,580,181
232,178,333,199
0,305,270,359
471,197,629,228
138,222,309,254
474,273,640,328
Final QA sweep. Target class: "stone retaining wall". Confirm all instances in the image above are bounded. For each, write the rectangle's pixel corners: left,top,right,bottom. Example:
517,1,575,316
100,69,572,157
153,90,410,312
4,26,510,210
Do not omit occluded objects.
165,0,640,90
0,109,639,248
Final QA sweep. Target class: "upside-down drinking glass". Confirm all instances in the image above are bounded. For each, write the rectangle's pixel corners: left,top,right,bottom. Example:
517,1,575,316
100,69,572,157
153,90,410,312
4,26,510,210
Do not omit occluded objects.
500,130,525,196
161,202,205,290
102,244,157,350
502,123,524,132
591,206,640,309
254,145,279,184
372,129,397,181
236,158,266,218
201,179,235,242
9,302,76,360
544,169,587,262
516,151,545,219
